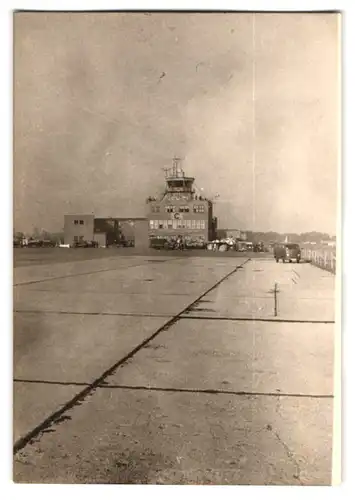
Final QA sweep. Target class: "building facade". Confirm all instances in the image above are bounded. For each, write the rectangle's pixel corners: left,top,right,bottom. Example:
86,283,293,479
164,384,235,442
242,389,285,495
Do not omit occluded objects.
64,214,95,245
64,159,216,247
146,159,216,244
64,214,148,247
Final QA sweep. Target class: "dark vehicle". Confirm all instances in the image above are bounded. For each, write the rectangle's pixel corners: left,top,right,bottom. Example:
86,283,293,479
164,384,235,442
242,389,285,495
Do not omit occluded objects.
116,239,134,248
116,240,128,248
185,240,206,249
73,240,87,248
150,237,179,250
239,241,253,252
150,237,169,250
27,239,42,248
253,242,265,253
86,240,99,248
274,243,301,263
13,239,22,248
26,239,55,248
41,239,56,248
73,240,98,248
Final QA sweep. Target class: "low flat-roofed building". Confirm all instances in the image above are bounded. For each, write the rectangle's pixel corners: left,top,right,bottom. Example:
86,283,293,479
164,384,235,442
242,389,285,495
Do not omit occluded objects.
64,214,148,247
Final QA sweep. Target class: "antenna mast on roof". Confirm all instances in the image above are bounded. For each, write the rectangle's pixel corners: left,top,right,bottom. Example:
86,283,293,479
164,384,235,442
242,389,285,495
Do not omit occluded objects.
172,156,183,177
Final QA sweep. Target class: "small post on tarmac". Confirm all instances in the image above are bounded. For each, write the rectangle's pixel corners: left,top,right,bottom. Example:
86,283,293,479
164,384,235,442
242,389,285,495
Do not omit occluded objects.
274,282,279,317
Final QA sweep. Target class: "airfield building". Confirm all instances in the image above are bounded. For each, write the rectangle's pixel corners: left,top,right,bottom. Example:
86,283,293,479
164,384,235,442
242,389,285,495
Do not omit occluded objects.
146,158,216,244
64,158,217,247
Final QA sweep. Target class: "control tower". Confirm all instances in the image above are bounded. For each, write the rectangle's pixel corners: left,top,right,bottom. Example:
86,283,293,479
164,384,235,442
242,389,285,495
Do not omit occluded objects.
163,157,195,197
146,157,216,243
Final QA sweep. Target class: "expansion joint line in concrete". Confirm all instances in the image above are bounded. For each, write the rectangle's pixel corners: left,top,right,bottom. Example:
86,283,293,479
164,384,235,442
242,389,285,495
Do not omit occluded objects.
14,311,335,323
13,259,250,455
14,310,172,319
13,379,334,400
179,315,335,324
13,257,185,287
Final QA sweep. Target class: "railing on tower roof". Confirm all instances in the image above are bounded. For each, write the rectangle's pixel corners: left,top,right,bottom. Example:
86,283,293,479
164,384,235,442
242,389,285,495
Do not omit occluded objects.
163,157,195,182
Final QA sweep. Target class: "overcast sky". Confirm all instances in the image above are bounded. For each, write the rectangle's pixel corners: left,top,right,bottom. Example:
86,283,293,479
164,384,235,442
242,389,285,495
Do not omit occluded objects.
14,12,339,235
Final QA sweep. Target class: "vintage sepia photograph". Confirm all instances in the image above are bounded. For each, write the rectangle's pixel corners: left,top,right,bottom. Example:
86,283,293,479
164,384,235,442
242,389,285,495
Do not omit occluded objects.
13,11,340,485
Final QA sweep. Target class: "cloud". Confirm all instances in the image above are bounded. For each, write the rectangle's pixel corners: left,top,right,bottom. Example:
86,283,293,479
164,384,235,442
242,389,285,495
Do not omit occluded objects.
14,12,339,234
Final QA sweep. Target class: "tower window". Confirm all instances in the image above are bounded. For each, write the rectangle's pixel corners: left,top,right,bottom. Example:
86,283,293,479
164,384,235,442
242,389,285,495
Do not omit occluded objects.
179,206,189,213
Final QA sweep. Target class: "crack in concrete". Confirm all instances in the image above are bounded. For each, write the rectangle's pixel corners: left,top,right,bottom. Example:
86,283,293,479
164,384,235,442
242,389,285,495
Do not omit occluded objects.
266,424,304,485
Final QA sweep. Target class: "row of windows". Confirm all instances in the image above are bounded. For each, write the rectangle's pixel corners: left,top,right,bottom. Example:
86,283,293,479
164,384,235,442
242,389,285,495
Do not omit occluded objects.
73,220,84,225
151,235,206,240
166,205,190,213
151,205,205,214
149,219,206,230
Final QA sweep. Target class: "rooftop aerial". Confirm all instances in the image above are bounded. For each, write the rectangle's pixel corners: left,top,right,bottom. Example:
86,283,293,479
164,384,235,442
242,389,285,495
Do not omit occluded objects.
163,157,195,182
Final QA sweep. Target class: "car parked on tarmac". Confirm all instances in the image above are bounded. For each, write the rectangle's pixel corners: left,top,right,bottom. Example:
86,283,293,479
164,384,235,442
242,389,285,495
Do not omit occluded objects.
253,242,265,253
150,237,174,250
73,240,98,248
274,243,301,263
13,238,22,248
26,239,43,248
41,239,56,248
239,241,253,252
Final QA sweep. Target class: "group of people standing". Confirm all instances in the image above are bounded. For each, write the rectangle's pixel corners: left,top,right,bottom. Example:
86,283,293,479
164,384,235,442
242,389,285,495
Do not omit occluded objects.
174,235,185,250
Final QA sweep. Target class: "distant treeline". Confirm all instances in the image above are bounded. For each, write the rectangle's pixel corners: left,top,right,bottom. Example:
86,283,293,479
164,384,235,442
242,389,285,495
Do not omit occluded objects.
245,231,335,243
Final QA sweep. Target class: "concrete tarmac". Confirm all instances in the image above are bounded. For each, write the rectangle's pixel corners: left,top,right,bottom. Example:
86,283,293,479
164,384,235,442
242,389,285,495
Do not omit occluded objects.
13,255,335,485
